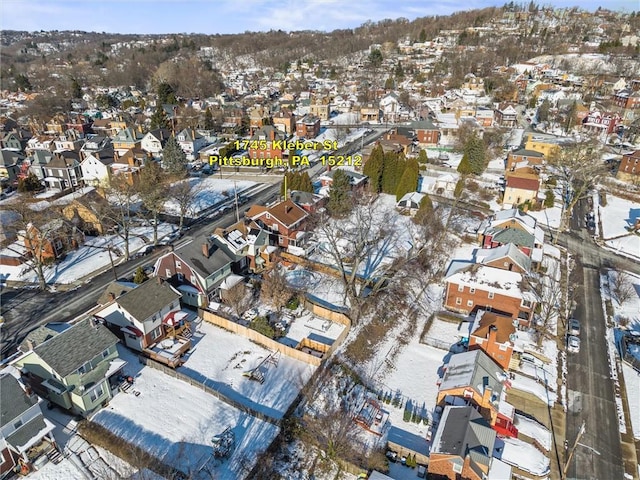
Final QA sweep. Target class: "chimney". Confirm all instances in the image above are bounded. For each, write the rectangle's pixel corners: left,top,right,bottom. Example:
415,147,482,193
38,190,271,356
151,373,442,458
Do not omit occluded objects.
489,324,497,341
285,205,292,214
26,338,35,351
202,242,210,258
108,292,116,302
89,316,98,329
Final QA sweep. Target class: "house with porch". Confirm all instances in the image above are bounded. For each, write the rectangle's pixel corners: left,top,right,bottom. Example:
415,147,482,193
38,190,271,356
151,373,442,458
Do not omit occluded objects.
245,198,310,248
0,149,25,187
503,168,541,209
505,148,544,170
0,373,59,477
80,152,114,186
494,103,518,128
15,318,125,417
42,151,82,191
141,128,170,158
428,405,512,480
176,128,208,161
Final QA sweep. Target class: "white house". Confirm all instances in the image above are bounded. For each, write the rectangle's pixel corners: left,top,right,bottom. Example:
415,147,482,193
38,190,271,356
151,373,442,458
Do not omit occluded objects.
379,93,402,122
176,129,208,161
80,153,113,186
141,128,170,159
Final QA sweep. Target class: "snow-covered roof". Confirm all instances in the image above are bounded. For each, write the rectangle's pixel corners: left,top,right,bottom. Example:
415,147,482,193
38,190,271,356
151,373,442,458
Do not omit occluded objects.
445,264,525,298
475,243,531,273
439,350,505,403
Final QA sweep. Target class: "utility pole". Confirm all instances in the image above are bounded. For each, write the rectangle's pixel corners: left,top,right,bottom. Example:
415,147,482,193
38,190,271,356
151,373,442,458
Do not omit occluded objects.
563,420,586,478
234,180,240,223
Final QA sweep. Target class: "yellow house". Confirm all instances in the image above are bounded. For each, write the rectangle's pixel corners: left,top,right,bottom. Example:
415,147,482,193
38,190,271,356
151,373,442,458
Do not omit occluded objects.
503,167,541,208
524,133,561,158
62,191,111,235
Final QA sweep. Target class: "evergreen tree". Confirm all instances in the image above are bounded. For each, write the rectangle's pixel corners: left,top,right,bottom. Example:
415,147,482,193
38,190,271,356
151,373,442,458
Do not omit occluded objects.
454,179,464,198
133,266,148,284
14,73,32,92
413,194,433,225
463,133,487,175
395,158,419,201
203,108,214,130
419,28,427,43
162,136,188,177
368,48,383,68
363,144,384,193
457,152,473,174
417,149,429,165
328,170,352,217
150,104,170,130
297,171,314,193
382,151,405,195
395,62,404,80
544,189,555,208
70,77,82,99
157,82,176,105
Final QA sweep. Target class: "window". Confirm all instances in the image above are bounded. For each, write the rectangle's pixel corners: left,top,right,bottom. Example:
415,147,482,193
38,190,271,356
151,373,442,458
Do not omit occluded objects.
457,284,464,292
488,291,495,299
77,361,91,375
175,261,182,269
521,299,532,308
89,383,105,403
452,462,463,474
177,273,184,282
469,287,476,294
102,349,110,359
151,327,162,341
13,419,23,430
467,300,474,307
499,343,508,351
191,275,197,285
166,269,171,278
455,297,462,305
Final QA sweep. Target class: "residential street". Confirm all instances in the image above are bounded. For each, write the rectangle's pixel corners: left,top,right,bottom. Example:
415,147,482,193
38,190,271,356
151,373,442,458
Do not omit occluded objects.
563,198,631,480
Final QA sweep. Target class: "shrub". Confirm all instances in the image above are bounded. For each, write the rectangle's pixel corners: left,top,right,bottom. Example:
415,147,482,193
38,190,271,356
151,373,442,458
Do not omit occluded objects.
600,192,607,207
249,316,275,338
286,296,300,310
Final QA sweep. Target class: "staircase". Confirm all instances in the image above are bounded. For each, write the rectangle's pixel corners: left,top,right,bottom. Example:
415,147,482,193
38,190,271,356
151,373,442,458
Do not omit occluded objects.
47,447,64,464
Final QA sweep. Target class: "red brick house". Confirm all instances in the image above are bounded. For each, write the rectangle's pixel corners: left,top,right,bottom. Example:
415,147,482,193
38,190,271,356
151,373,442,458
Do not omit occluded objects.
475,243,532,274
444,262,536,328
469,310,517,371
581,111,622,138
476,208,544,263
617,150,640,183
272,109,296,135
613,89,640,110
23,220,84,262
295,114,321,139
247,126,286,162
246,198,309,248
409,119,440,146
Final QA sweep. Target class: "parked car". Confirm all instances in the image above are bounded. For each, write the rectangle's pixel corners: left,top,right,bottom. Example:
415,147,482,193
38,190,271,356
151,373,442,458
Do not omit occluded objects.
567,335,580,353
568,318,580,336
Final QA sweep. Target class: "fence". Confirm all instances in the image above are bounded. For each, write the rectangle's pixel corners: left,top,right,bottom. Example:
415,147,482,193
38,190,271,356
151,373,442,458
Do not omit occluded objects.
620,334,640,374
199,308,322,366
138,355,281,425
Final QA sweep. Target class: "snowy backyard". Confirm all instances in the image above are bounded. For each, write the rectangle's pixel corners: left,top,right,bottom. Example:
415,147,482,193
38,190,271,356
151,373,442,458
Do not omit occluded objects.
597,194,640,261
178,319,316,419
163,177,257,217
92,346,279,479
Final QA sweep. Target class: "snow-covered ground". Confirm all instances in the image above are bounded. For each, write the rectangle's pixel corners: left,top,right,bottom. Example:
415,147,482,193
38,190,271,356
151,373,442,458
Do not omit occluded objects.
92,346,279,479
0,224,175,285
514,413,552,451
178,319,316,419
598,195,640,261
622,363,640,439
500,436,551,477
280,310,346,346
163,178,257,217
528,204,563,230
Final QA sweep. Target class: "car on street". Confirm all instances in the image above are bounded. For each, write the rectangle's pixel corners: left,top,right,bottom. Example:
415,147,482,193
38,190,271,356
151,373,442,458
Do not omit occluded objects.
567,335,580,353
568,318,580,336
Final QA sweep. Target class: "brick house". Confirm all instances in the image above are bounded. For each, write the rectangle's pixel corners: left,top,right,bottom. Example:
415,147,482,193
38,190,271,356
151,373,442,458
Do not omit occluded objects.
468,310,518,371
428,405,512,480
475,243,532,274
409,119,440,146
494,103,518,128
23,220,84,262
444,262,536,328
476,208,544,262
581,111,622,139
272,109,296,135
296,114,321,139
613,89,640,110
616,150,640,183
247,126,286,162
245,198,309,248
310,102,330,121
505,148,544,170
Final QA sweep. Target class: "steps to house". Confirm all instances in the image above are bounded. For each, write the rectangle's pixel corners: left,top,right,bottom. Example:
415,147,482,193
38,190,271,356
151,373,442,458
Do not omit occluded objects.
47,447,64,464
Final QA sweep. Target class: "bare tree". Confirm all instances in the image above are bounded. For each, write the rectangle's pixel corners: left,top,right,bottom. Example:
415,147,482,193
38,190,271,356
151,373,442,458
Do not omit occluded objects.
138,161,167,245
523,262,563,347
102,175,139,261
547,136,606,232
223,281,251,318
168,179,204,230
610,269,635,306
260,264,293,311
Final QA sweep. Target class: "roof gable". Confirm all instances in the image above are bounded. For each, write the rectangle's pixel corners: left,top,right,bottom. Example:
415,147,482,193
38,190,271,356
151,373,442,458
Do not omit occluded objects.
116,279,181,322
0,374,37,426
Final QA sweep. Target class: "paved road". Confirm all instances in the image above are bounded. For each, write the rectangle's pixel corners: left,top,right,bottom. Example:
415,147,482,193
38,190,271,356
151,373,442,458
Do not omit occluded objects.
564,198,626,480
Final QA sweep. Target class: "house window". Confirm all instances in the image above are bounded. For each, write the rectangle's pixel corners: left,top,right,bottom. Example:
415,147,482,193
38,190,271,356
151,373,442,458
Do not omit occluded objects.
467,300,474,307
191,275,197,285
455,297,462,306
521,299,532,308
13,419,23,430
175,261,182,269
272,223,279,232
452,462,463,474
151,327,162,341
166,269,171,278
177,273,184,282
457,284,464,292
55,240,63,251
488,291,495,299
469,287,476,294
89,383,105,403
102,349,110,359
77,361,92,375
499,343,508,351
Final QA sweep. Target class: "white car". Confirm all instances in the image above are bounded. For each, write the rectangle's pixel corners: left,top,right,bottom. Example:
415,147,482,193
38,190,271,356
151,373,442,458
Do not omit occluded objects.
567,335,580,353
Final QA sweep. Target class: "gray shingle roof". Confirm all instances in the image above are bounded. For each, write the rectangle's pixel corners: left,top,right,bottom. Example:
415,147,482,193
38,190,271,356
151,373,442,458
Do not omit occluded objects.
5,415,47,451
116,279,181,322
0,374,37,427
174,236,236,279
33,318,119,378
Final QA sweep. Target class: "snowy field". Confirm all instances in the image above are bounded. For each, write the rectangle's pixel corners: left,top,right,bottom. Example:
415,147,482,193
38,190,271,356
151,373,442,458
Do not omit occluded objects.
0,224,175,285
500,436,550,477
286,267,348,308
92,347,279,479
528,204,562,230
179,320,316,419
163,177,256,217
599,195,639,240
280,310,346,346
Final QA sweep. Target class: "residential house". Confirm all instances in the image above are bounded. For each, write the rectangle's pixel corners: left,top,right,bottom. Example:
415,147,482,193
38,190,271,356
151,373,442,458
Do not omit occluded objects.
296,114,321,139
443,262,536,327
475,243,532,274
289,190,326,214
409,119,440,146
503,167,541,208
419,173,458,196
428,405,512,480
42,151,82,190
462,73,485,92
28,150,54,183
360,104,381,123
524,133,563,158
476,208,544,262
436,349,516,434
213,220,272,273
272,109,296,135
0,149,25,186
140,128,170,158
25,136,54,155
80,152,114,186
474,107,494,127
318,168,368,193
61,189,112,235
94,279,185,353
617,150,640,183
176,128,207,161
2,130,31,151
0,373,58,477
581,111,622,139
79,135,113,161
111,127,142,150
506,149,544,170
65,114,92,135
248,105,269,133
396,192,426,215
15,318,125,417
310,102,330,121
110,149,146,186
23,219,84,262
613,89,640,110
246,198,309,248
494,103,518,128
380,93,402,122
247,126,286,163
153,236,243,307
97,280,138,306
53,130,84,153
468,310,518,371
